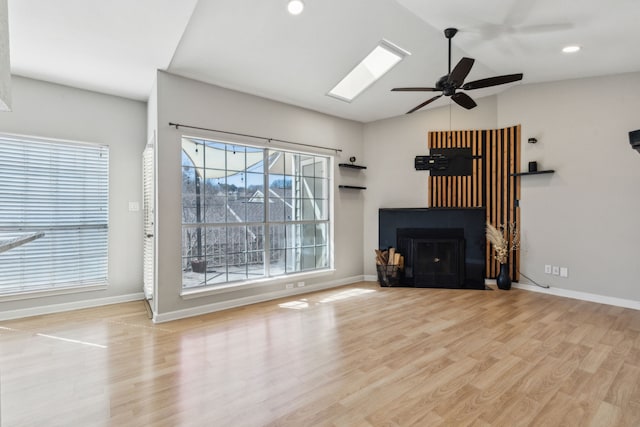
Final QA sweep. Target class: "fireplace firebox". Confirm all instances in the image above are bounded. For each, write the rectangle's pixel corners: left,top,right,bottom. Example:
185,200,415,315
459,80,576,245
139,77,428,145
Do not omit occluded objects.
379,208,486,289
397,228,465,287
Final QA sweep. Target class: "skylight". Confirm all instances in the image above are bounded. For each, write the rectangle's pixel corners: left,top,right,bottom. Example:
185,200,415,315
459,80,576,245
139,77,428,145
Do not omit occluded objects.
328,40,410,103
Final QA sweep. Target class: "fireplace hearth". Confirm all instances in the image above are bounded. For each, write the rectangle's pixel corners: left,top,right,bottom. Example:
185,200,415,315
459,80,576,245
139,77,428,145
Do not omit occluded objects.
379,208,486,289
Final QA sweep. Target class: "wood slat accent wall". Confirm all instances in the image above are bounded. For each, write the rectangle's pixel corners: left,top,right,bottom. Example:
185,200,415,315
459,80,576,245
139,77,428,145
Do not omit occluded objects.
428,125,521,280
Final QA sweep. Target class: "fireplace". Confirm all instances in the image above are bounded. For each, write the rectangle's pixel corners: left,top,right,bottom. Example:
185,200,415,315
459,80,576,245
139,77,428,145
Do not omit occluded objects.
397,228,465,287
379,208,486,289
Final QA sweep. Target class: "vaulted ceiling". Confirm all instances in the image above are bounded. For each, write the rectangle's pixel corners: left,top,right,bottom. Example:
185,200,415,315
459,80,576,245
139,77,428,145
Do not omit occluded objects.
8,0,640,122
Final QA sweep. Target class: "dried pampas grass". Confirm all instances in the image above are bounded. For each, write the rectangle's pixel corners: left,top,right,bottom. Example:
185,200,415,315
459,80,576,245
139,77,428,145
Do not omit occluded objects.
486,223,519,264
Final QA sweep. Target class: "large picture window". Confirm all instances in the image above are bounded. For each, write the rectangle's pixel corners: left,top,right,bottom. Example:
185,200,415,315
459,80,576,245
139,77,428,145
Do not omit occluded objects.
181,137,331,289
0,134,109,295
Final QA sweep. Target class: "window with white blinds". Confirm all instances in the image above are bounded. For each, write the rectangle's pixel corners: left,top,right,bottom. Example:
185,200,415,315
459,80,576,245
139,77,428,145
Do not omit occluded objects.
0,134,109,295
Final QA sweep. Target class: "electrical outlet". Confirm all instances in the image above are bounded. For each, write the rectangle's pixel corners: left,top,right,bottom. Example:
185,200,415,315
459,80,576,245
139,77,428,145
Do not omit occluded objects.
128,201,140,212
297,281,305,287
560,267,568,278
544,264,552,274
552,266,560,276
285,283,294,289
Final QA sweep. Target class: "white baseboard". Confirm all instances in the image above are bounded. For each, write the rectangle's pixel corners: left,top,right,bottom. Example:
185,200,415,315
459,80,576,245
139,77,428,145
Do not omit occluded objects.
153,275,365,323
6,277,635,323
0,293,146,321
512,282,640,311
367,276,640,312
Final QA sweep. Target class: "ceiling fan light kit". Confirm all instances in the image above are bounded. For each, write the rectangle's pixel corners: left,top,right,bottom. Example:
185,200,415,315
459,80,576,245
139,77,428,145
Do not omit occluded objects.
392,27,523,114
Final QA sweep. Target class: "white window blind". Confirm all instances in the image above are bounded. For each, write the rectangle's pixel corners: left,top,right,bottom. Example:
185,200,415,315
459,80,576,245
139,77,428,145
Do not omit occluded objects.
0,134,109,294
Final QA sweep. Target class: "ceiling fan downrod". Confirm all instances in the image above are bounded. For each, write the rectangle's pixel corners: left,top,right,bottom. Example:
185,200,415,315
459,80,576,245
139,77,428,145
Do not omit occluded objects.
444,27,458,74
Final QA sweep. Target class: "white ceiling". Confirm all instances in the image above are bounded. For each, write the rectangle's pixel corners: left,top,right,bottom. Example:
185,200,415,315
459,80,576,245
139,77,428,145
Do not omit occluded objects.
7,0,640,122
7,0,198,100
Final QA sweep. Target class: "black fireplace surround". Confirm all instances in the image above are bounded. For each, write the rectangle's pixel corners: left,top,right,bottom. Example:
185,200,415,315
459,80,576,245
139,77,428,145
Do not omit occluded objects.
379,208,486,289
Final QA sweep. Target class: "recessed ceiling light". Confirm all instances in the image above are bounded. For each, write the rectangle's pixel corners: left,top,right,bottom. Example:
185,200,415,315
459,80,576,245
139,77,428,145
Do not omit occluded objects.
287,0,304,15
562,45,581,53
328,40,410,103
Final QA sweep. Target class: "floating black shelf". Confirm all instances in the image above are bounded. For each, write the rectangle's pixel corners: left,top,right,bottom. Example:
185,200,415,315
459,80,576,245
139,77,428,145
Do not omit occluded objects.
511,170,555,177
338,185,367,190
338,163,367,170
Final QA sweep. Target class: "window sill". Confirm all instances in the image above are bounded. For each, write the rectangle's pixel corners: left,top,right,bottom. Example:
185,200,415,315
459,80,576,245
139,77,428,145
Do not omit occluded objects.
180,269,336,300
0,283,108,302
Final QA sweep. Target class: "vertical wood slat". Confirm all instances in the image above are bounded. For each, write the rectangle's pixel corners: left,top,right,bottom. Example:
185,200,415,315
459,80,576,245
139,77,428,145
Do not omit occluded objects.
438,132,442,206
452,132,457,206
490,130,498,278
500,131,505,277
514,125,521,281
462,131,467,207
429,132,435,206
456,131,466,207
435,132,440,207
446,131,450,205
467,131,472,208
447,131,453,207
428,125,521,281
478,130,483,211
499,129,513,277
429,130,436,205
504,127,518,280
444,132,448,206
485,130,491,276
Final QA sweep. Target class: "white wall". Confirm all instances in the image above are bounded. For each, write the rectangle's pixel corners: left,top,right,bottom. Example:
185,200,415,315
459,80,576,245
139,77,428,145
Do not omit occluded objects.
362,97,499,277
498,72,640,301
362,72,640,304
0,76,147,318
146,75,159,316
5,71,637,320
153,72,364,320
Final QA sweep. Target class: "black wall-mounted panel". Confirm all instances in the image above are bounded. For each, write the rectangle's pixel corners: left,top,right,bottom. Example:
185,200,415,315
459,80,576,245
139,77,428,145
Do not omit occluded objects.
429,148,473,176
630,130,640,153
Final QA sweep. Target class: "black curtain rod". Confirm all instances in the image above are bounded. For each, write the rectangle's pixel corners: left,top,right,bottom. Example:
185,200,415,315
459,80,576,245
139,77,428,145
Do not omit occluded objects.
168,122,343,153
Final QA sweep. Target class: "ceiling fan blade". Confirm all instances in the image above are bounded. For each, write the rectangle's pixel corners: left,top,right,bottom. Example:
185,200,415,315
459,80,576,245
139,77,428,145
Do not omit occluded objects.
448,57,475,87
451,92,477,110
462,73,523,90
391,87,439,92
406,94,443,114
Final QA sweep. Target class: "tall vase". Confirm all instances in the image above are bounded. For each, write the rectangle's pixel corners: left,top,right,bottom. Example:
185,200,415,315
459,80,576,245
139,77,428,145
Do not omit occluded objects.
496,263,512,290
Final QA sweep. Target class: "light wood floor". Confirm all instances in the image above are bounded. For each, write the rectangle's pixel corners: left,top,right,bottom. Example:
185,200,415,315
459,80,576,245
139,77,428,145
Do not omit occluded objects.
2,283,640,426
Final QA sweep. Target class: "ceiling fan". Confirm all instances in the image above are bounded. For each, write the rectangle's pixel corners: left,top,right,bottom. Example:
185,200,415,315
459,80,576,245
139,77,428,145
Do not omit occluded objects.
392,28,523,114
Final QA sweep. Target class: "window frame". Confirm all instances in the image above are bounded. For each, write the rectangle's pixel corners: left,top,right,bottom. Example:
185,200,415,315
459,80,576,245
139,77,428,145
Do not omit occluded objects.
0,132,110,299
180,135,334,293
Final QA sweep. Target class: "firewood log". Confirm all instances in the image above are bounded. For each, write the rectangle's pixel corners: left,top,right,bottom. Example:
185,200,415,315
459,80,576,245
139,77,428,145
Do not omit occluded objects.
393,252,401,266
